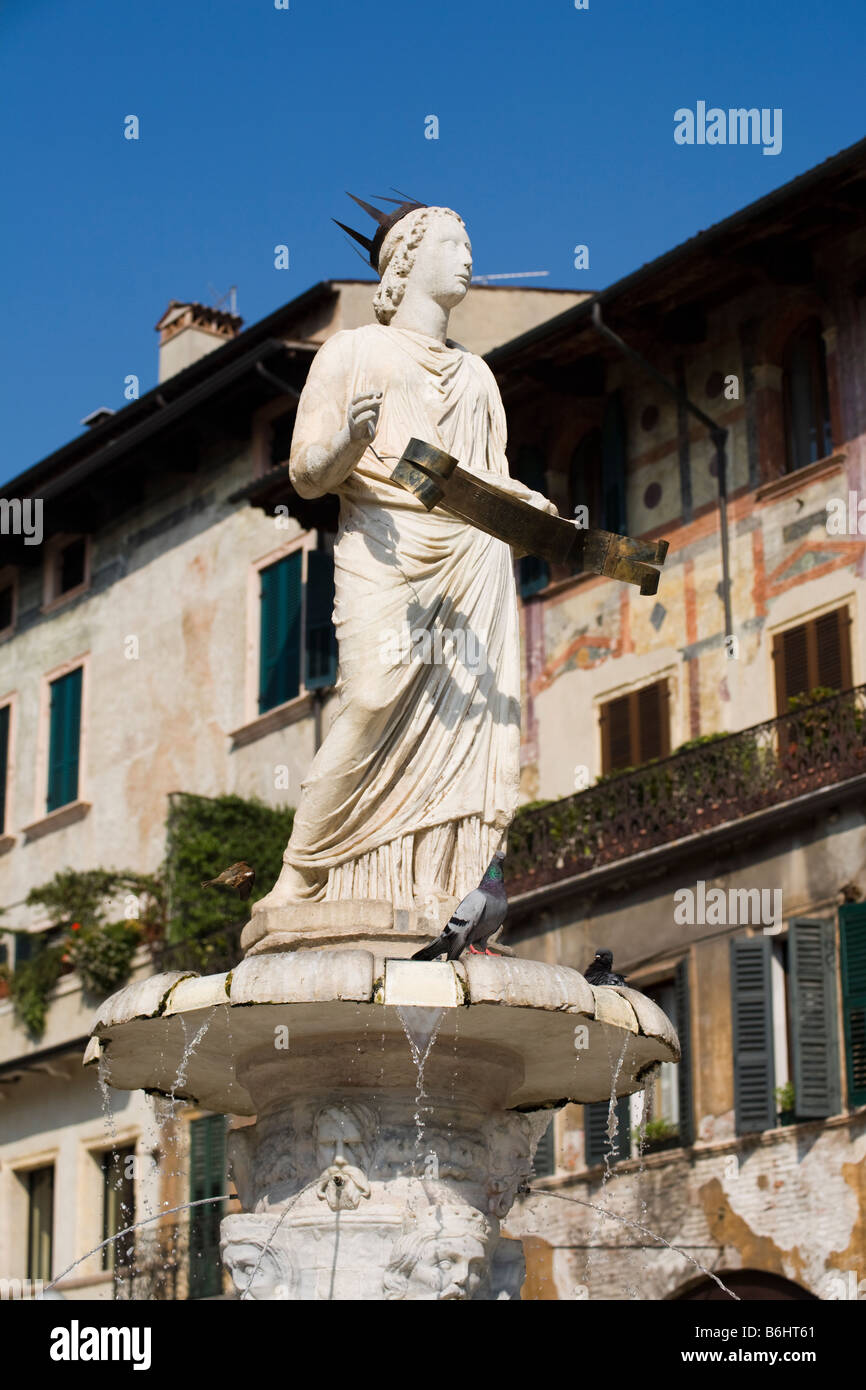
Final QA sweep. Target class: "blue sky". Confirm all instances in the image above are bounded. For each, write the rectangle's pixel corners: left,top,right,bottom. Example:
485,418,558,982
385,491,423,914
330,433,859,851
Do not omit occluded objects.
1,0,864,483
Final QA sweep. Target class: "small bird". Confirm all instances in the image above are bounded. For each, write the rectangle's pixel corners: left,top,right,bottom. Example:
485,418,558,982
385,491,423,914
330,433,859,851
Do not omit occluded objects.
412,852,507,962
201,861,256,900
583,948,627,986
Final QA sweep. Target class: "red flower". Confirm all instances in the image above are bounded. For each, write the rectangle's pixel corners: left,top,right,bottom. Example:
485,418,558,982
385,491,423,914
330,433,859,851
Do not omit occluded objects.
71,922,81,932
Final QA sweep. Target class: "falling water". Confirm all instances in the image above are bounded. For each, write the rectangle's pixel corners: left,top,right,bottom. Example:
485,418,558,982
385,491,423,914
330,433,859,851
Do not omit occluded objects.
96,1052,117,1142
169,1006,219,1110
527,1186,740,1300
239,1178,322,1300
396,1005,444,1169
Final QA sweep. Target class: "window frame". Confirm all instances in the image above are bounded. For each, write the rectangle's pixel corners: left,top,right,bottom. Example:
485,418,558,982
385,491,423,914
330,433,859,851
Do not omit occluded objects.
34,654,89,822
0,565,18,639
245,532,318,724
42,533,91,612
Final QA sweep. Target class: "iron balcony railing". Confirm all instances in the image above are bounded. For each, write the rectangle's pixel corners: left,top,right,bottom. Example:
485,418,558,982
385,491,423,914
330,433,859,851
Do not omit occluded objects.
507,684,866,898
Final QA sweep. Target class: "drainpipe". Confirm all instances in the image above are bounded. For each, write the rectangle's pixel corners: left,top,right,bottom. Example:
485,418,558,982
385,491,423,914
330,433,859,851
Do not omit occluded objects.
590,303,734,645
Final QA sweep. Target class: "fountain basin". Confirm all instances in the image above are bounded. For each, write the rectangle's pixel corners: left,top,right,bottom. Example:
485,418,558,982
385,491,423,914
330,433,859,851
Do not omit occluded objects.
84,952,678,1114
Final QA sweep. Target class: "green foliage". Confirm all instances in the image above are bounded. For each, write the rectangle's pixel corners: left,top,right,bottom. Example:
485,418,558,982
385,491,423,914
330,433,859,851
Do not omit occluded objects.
164,792,294,970
67,920,142,997
775,1081,795,1113
9,936,65,1037
633,1117,679,1146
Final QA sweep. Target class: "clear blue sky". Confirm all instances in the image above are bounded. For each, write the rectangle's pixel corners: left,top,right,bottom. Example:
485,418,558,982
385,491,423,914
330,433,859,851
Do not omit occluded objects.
1,0,864,483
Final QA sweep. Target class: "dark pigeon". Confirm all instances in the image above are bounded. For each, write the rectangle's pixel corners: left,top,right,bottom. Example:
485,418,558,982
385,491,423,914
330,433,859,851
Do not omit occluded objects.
412,852,507,961
583,948,627,986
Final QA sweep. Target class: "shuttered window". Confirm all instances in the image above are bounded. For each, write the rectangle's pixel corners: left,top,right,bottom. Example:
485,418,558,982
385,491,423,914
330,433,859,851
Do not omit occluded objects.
0,703,9,835
788,919,841,1118
839,904,866,1108
600,679,670,773
584,1096,630,1167
533,1120,556,1178
772,607,852,713
674,957,694,1146
730,936,776,1134
101,1145,136,1273
188,1115,227,1299
783,317,833,474
304,548,338,690
27,1165,54,1282
46,667,82,813
258,551,302,714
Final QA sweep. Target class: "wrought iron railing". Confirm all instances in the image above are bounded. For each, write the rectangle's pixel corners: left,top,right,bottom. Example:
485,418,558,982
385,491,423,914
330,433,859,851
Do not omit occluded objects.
507,684,866,897
112,1218,228,1301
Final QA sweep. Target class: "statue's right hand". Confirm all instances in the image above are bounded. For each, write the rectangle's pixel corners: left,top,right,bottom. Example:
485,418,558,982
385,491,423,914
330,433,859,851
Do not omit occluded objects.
347,389,383,443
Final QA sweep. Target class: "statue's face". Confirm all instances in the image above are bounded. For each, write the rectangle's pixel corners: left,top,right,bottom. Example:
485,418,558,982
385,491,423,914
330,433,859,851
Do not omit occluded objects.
223,1241,288,1300
409,213,473,309
405,1233,488,1300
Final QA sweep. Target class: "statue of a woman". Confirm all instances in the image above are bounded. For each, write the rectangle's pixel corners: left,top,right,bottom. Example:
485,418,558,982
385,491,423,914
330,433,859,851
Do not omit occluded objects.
254,203,556,919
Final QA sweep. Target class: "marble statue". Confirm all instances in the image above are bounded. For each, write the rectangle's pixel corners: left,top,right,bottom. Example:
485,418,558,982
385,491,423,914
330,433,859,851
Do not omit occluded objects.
253,203,557,920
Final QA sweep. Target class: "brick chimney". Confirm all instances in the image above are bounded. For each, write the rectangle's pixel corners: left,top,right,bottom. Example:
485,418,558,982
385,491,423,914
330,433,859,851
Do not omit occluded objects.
155,300,243,382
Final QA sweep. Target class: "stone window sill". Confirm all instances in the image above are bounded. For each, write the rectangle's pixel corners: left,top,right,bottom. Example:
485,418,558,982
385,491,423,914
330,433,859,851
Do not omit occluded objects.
230,692,320,748
23,800,91,841
755,451,846,503
0,834,15,855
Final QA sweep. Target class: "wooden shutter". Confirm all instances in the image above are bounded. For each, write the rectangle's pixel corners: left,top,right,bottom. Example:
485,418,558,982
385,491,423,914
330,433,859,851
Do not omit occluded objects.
840,904,866,1108
47,668,82,812
304,547,338,690
584,1097,630,1167
533,1119,556,1178
730,936,776,1133
0,703,9,835
601,391,628,535
188,1115,227,1299
600,681,669,773
601,694,632,773
789,918,841,1118
258,550,302,714
674,957,694,1146
773,607,852,712
638,679,670,762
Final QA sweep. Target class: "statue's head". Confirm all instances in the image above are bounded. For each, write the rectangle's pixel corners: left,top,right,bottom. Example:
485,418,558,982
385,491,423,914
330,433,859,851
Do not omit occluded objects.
382,1204,492,1300
373,207,471,325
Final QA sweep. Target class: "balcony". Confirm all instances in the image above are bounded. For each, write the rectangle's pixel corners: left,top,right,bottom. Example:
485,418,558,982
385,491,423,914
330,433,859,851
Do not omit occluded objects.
508,685,866,901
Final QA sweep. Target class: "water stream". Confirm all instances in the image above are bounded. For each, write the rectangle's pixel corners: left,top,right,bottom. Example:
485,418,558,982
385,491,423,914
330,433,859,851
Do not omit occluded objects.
396,1005,444,1171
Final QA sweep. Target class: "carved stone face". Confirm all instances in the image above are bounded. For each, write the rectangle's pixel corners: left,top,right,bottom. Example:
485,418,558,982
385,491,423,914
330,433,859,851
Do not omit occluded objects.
406,212,473,310
315,1104,367,1169
222,1240,291,1301
405,1232,489,1300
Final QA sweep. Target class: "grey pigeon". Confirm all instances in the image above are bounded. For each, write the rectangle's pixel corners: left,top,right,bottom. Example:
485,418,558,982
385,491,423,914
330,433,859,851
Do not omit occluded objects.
583,948,626,986
412,852,507,961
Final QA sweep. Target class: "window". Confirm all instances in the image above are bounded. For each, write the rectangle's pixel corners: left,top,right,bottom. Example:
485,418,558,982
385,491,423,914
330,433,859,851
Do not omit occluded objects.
27,1165,54,1282
783,318,833,473
0,702,9,835
47,667,83,812
0,569,15,635
101,1145,136,1273
584,1096,630,1167
599,679,670,774
730,924,842,1135
269,409,296,468
188,1115,227,1299
514,444,549,598
570,398,627,540
533,1122,555,1178
45,535,89,605
772,606,852,713
840,904,866,1108
257,545,337,715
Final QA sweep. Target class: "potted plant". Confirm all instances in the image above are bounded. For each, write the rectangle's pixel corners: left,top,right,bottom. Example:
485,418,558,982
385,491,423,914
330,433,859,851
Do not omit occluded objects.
775,1081,796,1126
634,1117,681,1154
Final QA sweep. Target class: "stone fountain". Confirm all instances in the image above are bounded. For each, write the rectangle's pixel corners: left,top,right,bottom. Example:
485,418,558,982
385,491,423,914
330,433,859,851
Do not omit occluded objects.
84,196,678,1299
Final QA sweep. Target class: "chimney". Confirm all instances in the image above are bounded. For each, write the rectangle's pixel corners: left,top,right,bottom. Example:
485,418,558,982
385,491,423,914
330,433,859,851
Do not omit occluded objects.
155,300,243,382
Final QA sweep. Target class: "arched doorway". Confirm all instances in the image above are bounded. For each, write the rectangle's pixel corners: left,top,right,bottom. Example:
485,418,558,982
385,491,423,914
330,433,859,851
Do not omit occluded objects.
674,1269,817,1300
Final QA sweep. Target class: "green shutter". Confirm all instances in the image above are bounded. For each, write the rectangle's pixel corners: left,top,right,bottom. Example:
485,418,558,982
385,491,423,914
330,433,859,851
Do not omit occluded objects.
533,1118,556,1178
601,390,628,535
674,957,694,1145
258,551,302,714
840,904,866,1108
730,936,776,1134
515,444,550,597
47,668,82,812
188,1115,227,1299
304,548,338,690
789,918,841,1118
0,703,9,835
584,1096,630,1167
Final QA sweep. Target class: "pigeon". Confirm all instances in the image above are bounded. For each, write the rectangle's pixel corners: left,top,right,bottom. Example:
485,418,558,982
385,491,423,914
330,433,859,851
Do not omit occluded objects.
412,852,507,962
201,861,256,901
583,948,627,986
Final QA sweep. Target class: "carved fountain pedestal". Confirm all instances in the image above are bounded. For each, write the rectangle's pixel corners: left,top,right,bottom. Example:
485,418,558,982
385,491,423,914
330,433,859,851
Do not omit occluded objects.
85,925,679,1300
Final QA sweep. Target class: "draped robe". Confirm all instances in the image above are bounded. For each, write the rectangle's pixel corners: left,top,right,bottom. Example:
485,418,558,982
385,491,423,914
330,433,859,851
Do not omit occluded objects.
280,322,528,907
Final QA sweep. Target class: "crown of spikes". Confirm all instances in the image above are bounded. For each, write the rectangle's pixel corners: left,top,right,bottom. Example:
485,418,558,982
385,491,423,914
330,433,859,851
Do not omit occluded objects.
334,190,427,269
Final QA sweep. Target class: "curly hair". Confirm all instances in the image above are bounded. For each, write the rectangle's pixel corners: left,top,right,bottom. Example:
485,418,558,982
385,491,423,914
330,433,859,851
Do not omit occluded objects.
373,206,466,325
